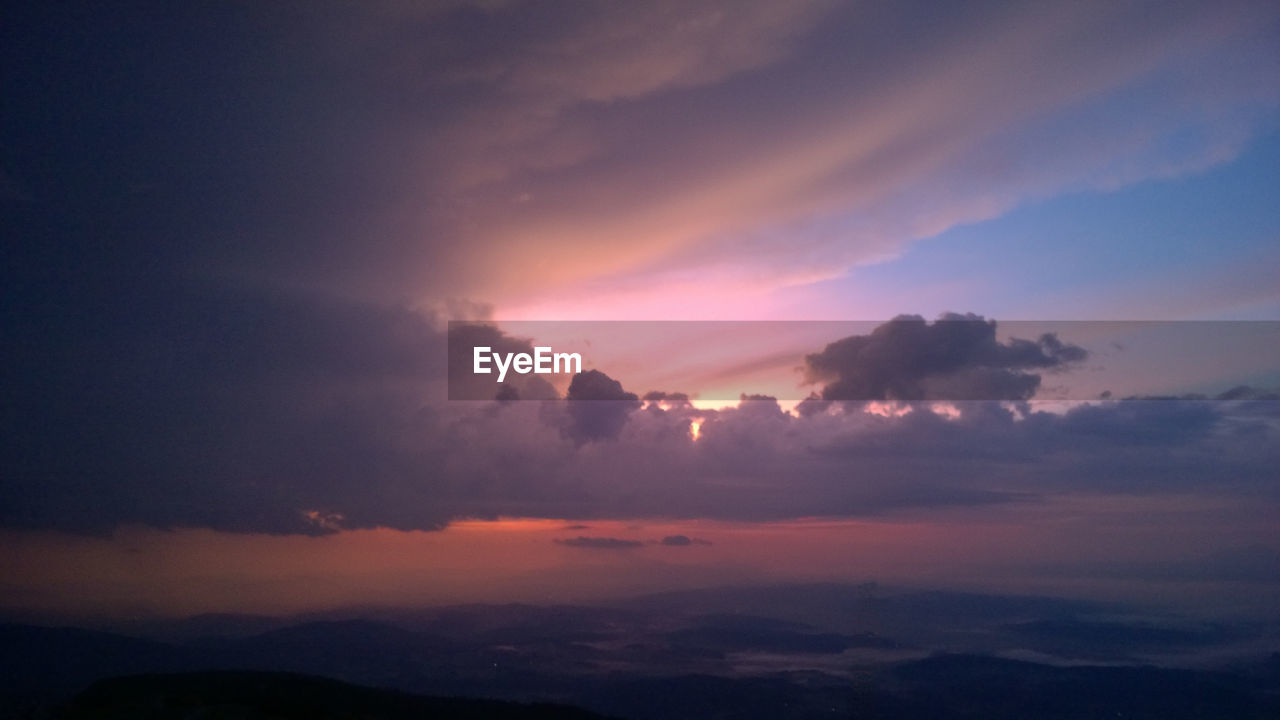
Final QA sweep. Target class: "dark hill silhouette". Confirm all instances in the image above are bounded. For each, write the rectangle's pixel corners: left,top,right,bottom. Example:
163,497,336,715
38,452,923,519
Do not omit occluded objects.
0,623,198,697
57,670,613,719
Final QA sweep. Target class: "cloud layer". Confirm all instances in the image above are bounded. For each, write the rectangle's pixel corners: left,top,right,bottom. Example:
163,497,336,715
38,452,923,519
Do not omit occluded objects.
2,300,1274,536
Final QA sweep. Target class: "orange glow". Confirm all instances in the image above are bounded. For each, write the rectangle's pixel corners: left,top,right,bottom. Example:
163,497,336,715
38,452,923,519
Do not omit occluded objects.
2,495,1275,620
864,401,914,417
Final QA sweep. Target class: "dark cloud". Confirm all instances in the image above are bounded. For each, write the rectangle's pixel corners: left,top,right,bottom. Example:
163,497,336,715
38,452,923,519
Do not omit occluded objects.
804,313,1086,401
1051,398,1220,447
565,370,641,443
795,393,833,417
660,535,711,547
567,370,642,402
643,391,692,407
0,279,456,535
447,322,559,401
555,536,644,550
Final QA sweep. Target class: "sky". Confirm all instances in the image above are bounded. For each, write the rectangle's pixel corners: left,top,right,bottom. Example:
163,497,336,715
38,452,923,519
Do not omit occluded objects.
2,0,1278,621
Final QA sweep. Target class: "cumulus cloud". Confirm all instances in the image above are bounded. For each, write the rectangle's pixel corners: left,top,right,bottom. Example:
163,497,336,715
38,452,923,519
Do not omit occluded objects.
565,369,642,442
804,313,1087,401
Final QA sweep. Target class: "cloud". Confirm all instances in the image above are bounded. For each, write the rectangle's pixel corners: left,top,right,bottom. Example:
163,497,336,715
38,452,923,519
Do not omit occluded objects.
643,391,692,407
421,0,838,189
565,369,642,442
3,301,1277,537
803,313,1086,401
406,1,1280,316
6,2,1278,326
660,535,711,547
0,282,465,535
5,1,1280,550
555,536,644,550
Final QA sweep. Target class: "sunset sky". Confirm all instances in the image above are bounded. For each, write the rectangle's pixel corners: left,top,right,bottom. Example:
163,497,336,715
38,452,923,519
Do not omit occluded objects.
2,1,1278,622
